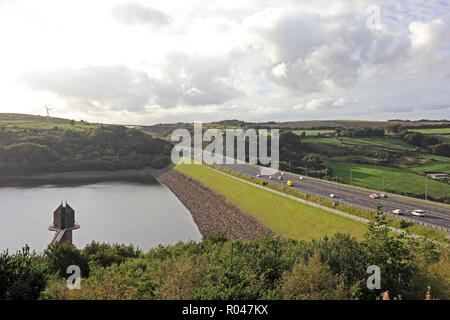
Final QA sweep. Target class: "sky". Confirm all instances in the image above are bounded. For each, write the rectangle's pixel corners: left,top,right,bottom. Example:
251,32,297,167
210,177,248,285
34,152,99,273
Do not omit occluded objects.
0,0,449,125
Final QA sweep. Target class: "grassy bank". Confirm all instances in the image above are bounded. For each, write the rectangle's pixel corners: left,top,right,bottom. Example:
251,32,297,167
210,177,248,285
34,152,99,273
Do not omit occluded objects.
176,163,367,241
329,161,450,200
204,163,448,243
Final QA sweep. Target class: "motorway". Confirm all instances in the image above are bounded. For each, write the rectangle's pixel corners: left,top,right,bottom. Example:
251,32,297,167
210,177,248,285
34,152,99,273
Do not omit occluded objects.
215,162,450,231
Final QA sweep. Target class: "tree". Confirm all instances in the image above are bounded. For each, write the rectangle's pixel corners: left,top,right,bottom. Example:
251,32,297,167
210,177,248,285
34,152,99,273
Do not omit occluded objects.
362,204,415,299
274,253,346,300
0,246,48,300
432,143,450,157
44,242,89,278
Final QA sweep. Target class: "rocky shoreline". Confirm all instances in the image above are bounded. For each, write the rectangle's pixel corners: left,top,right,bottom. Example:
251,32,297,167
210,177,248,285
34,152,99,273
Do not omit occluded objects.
156,169,273,240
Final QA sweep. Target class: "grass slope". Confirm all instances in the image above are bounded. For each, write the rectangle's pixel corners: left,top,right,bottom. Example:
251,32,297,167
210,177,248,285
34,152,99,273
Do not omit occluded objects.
410,128,450,134
329,162,450,199
0,113,97,131
292,129,335,136
176,163,366,241
303,136,417,150
341,137,417,150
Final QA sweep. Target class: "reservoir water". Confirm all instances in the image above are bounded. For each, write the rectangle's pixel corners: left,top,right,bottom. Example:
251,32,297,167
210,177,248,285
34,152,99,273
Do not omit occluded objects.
0,182,202,253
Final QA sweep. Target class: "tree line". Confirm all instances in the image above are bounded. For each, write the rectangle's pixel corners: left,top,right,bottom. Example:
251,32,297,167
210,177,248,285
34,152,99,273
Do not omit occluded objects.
0,125,173,173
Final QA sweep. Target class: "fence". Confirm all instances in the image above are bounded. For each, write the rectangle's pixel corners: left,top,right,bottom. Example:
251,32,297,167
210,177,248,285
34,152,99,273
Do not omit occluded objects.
204,165,449,244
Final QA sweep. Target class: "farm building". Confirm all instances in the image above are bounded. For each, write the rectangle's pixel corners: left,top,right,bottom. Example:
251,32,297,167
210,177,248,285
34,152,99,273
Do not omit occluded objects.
426,173,449,180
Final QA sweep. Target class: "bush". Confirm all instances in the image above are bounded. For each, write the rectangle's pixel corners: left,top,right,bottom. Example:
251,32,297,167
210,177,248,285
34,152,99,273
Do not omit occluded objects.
273,253,346,300
0,246,48,300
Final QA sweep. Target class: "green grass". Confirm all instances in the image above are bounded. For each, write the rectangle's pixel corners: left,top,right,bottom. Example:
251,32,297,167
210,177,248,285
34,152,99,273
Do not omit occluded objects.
341,137,417,150
407,162,450,175
329,162,450,199
0,120,97,131
302,137,341,144
206,163,449,243
421,154,450,163
293,129,335,136
406,154,450,175
176,163,367,241
410,128,450,134
302,137,416,150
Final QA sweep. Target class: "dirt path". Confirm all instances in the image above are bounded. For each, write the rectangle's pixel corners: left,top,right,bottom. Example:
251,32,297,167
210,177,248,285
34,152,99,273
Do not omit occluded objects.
156,169,273,240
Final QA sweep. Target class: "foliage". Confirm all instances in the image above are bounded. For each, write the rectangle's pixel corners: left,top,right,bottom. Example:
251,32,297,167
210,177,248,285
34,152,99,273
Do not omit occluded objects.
81,241,142,268
0,125,172,173
272,253,346,300
0,246,48,300
44,242,89,278
362,204,416,299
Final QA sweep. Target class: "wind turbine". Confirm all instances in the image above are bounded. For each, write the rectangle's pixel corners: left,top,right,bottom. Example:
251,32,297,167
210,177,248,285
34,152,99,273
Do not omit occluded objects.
44,105,53,122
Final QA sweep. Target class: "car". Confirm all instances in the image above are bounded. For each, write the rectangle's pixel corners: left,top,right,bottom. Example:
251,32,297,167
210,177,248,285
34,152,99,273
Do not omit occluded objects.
269,176,273,180
286,180,294,186
256,174,260,178
278,176,283,180
369,194,380,199
329,194,338,198
411,210,425,217
392,209,404,215
299,176,304,180
380,194,388,198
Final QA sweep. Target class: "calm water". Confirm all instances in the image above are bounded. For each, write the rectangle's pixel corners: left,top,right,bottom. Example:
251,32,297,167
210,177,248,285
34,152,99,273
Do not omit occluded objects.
0,182,202,253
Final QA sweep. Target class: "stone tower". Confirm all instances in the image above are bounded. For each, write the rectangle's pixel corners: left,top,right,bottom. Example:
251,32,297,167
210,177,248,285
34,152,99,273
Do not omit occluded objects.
49,202,80,244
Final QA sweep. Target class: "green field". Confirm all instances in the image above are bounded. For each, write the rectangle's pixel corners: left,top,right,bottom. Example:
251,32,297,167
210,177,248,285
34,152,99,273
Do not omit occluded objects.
407,163,450,175
293,129,335,136
302,137,341,144
341,137,417,150
0,120,97,131
176,163,366,240
329,162,450,199
406,154,450,175
302,136,417,150
410,128,450,134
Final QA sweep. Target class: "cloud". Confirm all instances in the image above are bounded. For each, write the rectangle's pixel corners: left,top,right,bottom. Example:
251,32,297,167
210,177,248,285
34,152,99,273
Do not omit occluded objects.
3,0,450,123
112,2,170,27
21,65,153,113
151,52,244,108
20,53,244,114
409,19,450,54
293,97,354,110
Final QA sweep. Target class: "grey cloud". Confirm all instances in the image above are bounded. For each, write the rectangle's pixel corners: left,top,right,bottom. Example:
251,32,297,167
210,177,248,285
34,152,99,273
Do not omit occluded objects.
112,2,170,27
151,52,243,108
21,65,153,113
259,11,416,94
20,53,243,113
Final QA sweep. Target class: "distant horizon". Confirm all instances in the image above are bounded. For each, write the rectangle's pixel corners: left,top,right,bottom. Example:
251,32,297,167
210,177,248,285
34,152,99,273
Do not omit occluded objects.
1,111,449,127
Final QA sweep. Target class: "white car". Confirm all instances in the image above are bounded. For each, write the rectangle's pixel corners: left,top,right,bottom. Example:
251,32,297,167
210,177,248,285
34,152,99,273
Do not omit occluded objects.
411,210,425,217
299,176,304,180
278,176,283,180
329,194,338,198
269,176,273,180
392,209,404,215
256,174,260,178
379,194,388,198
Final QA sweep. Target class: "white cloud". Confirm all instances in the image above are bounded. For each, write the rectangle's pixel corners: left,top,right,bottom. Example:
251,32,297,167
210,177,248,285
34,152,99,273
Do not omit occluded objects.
112,2,170,27
0,0,448,123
